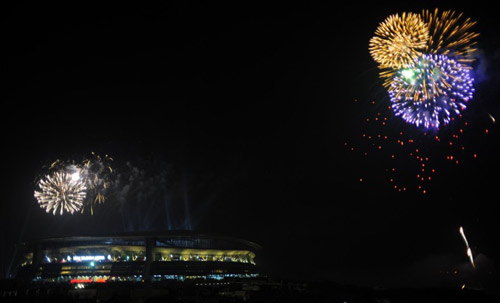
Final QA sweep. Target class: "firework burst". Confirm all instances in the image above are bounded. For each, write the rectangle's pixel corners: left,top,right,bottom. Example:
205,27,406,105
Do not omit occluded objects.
34,153,113,215
389,54,475,128
359,10,483,193
422,9,479,64
34,171,87,215
369,12,429,70
371,9,478,91
81,153,113,214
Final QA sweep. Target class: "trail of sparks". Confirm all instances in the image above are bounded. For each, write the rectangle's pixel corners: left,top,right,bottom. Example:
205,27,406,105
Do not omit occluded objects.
344,99,489,194
488,113,495,124
460,226,475,268
459,226,469,248
80,152,114,214
422,8,479,65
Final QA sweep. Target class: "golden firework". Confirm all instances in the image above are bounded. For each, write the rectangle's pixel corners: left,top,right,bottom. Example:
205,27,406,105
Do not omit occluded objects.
369,12,429,70
422,8,479,65
80,152,114,215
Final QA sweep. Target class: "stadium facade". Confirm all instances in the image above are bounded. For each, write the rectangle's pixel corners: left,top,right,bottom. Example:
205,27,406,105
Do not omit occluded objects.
11,232,260,284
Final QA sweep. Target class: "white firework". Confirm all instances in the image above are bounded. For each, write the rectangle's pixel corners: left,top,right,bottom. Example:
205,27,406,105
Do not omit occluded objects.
34,171,87,215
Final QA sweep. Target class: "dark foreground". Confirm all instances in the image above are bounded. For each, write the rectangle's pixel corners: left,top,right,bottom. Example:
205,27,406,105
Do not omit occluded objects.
1,278,499,303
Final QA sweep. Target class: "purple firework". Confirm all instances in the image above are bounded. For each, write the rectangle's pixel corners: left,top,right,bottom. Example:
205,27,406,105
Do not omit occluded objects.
389,54,474,129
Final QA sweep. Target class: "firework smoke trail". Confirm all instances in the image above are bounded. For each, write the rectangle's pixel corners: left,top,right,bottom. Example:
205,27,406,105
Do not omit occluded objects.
80,153,114,214
183,171,192,230
112,159,226,232
114,161,187,231
460,226,475,268
163,191,173,230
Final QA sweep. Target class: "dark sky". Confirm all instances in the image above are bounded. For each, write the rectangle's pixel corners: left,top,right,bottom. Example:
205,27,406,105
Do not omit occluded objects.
2,1,500,288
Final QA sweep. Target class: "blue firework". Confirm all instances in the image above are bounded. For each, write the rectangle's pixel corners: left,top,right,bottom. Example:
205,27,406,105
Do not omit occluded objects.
389,54,474,129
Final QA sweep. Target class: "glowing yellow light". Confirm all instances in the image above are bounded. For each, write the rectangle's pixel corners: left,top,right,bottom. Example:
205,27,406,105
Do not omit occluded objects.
372,9,478,88
369,12,429,69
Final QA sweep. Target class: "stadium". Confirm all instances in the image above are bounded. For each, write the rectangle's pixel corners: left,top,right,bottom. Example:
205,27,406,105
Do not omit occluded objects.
10,232,260,284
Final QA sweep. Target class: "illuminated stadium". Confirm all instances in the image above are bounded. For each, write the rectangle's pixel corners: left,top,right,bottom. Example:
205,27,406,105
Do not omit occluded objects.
11,232,260,284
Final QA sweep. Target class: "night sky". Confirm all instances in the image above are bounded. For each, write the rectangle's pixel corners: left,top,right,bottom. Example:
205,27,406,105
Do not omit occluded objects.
2,1,500,288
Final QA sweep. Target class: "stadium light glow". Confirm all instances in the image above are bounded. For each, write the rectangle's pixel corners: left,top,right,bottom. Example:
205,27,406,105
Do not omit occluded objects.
72,255,106,262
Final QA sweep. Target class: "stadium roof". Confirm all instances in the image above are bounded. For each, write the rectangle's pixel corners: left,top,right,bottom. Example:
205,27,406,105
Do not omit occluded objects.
17,231,262,251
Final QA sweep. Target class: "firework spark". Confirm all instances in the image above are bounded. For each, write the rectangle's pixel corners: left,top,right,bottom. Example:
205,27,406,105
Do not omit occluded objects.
371,9,478,90
357,9,482,192
34,171,87,215
345,98,485,194
422,9,479,65
488,113,495,124
389,54,474,128
459,226,469,247
460,226,475,268
34,153,113,215
467,247,476,268
80,153,113,214
370,12,429,70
